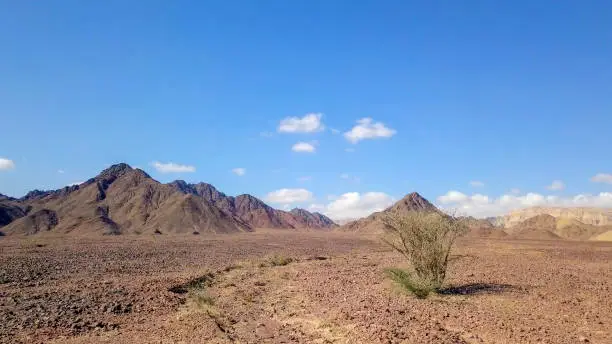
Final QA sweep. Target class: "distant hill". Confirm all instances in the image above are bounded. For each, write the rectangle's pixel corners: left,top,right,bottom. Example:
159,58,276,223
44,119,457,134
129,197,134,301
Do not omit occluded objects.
0,195,30,229
497,207,612,228
506,214,563,240
507,214,610,241
339,192,438,234
0,163,336,236
459,216,508,239
168,180,336,230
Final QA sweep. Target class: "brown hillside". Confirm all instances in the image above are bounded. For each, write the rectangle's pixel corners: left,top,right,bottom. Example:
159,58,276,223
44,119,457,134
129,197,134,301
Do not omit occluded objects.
554,217,609,240
507,214,608,240
3,164,251,236
499,206,612,227
4,209,58,235
168,181,336,229
0,197,29,229
289,208,337,229
508,214,562,240
460,216,508,238
340,192,437,233
2,164,335,236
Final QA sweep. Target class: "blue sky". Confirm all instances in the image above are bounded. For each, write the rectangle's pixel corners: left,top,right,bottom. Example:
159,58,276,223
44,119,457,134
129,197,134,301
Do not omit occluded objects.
1,1,611,219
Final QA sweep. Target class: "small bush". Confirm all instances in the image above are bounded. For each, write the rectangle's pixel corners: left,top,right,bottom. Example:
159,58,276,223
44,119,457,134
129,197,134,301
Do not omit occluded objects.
385,268,435,298
383,211,467,297
169,272,215,294
192,290,215,308
260,255,294,267
271,255,294,266
185,273,215,290
170,273,218,315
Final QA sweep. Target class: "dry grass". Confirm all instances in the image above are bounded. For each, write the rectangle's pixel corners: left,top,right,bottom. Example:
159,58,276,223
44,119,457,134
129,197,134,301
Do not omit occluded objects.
385,267,436,298
259,254,295,267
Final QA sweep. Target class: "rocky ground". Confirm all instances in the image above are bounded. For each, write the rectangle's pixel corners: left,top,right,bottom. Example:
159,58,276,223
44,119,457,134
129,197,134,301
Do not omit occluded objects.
1,230,610,343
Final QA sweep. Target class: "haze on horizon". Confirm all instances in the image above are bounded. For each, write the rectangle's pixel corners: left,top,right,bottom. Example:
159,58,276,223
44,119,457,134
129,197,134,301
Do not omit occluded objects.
1,1,611,221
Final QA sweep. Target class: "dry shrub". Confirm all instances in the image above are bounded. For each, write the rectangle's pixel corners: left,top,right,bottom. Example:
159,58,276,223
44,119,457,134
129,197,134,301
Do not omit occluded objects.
260,254,294,267
383,211,467,298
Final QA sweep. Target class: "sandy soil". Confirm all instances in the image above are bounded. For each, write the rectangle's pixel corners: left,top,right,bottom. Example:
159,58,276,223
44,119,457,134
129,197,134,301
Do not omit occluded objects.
1,230,610,343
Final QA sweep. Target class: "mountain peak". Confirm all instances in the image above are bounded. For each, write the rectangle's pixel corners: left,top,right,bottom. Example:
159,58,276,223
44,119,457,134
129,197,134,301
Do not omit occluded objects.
339,191,438,233
403,191,426,201
97,163,133,178
96,163,151,181
389,192,436,213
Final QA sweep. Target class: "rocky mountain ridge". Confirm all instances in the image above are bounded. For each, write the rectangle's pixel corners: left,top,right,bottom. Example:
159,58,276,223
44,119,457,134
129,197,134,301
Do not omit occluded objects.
0,163,336,236
167,180,336,229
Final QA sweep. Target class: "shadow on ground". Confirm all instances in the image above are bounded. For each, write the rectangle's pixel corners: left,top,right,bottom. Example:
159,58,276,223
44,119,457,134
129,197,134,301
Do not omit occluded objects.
439,283,519,295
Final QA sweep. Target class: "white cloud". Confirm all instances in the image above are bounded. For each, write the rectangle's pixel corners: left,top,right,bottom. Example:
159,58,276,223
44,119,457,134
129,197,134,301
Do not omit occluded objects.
546,180,565,191
344,118,396,144
308,203,326,212
231,168,246,176
344,148,355,153
292,142,316,153
510,188,521,195
330,128,341,134
265,188,313,204
151,161,196,173
469,181,484,188
437,190,469,204
260,131,274,138
68,181,84,186
0,158,15,170
58,169,65,174
470,194,490,204
322,192,394,221
591,173,612,184
278,113,325,133
436,190,612,218
297,176,312,182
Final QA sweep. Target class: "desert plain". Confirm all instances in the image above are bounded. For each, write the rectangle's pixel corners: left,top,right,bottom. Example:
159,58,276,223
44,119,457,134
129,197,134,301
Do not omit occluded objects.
1,230,610,344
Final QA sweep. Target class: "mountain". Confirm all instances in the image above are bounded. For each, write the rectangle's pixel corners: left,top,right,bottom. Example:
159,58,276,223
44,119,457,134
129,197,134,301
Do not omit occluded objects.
0,163,336,236
0,193,15,201
459,216,508,238
340,192,508,238
2,164,251,236
167,181,336,229
506,214,610,240
506,214,562,240
0,196,29,229
340,192,437,233
289,208,336,229
497,207,612,228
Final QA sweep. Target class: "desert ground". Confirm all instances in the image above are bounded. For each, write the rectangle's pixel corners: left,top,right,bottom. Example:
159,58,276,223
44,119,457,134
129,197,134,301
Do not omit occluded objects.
1,230,610,344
